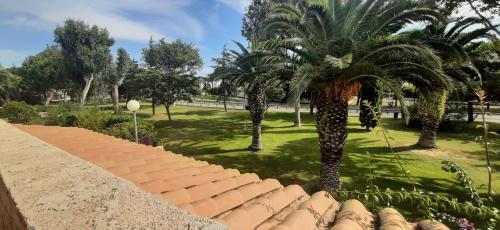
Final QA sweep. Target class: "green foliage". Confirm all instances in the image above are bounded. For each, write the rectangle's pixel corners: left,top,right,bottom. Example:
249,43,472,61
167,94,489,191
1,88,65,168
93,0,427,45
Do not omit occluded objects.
74,107,111,131
242,0,304,40
54,19,114,105
359,81,384,130
104,119,157,141
471,41,500,101
0,69,21,105
332,188,499,229
141,38,203,118
0,101,37,124
44,104,156,141
334,102,498,229
44,102,80,126
20,45,66,104
442,161,483,206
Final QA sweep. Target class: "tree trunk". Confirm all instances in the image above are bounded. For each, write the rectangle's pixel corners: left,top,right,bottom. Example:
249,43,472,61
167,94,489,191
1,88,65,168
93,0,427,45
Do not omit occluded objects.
45,89,54,106
112,85,120,114
416,117,439,148
416,90,448,148
393,99,399,119
316,96,348,191
164,104,172,121
309,103,314,115
80,74,94,106
152,97,156,115
223,88,228,112
294,101,301,127
468,101,474,123
247,83,266,151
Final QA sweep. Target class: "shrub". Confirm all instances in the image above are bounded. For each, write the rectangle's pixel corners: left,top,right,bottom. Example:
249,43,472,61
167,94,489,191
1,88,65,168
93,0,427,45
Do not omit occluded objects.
75,107,111,131
45,102,80,126
103,115,131,128
104,120,157,141
0,101,37,124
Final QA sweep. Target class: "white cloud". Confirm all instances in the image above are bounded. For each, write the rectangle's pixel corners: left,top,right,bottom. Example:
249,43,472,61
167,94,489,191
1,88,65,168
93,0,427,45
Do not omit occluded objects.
0,0,204,43
0,49,31,67
216,0,251,14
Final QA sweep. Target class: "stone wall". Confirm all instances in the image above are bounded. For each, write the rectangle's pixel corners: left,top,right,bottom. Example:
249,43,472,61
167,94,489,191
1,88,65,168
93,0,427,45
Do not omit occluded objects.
0,174,27,230
0,120,227,230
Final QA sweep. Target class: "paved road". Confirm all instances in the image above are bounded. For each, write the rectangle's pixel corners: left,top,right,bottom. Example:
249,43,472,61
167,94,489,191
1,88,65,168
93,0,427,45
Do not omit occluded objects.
177,100,500,123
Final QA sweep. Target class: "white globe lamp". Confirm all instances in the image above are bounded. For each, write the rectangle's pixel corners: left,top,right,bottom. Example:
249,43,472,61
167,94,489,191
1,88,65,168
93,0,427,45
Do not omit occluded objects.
126,100,141,143
127,100,141,112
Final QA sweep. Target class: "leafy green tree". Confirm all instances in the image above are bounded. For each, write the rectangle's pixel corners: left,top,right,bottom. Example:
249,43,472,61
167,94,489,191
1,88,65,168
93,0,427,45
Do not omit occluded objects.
359,80,384,131
210,45,237,112
0,68,21,105
142,39,203,120
106,48,135,113
21,45,66,105
471,41,500,101
54,19,114,106
264,0,448,190
242,0,306,40
435,0,500,36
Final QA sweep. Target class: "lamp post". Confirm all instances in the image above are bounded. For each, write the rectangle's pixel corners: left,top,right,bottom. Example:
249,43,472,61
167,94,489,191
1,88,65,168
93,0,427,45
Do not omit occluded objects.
126,100,141,143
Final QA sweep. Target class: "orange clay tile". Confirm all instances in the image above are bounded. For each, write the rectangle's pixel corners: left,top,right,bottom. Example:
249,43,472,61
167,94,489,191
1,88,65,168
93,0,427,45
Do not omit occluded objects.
15,125,450,230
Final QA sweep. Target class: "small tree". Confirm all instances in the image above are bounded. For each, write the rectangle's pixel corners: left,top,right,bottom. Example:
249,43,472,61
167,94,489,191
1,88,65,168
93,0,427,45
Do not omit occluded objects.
142,39,203,120
359,80,384,131
54,19,114,106
105,48,135,113
210,45,237,112
0,68,21,105
158,74,200,120
21,45,66,105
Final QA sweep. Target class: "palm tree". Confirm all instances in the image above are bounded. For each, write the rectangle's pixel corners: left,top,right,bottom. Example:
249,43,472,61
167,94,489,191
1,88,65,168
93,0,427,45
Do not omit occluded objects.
400,17,494,148
222,39,284,151
264,0,449,191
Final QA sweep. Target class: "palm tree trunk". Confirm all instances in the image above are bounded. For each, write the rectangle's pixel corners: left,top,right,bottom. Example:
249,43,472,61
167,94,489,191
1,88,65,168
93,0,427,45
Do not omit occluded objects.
294,101,301,127
247,83,266,151
416,90,448,148
316,96,348,191
417,116,439,148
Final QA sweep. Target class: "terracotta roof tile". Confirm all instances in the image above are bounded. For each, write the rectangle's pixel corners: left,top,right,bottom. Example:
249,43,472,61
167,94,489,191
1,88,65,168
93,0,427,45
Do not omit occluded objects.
330,200,374,230
15,124,449,230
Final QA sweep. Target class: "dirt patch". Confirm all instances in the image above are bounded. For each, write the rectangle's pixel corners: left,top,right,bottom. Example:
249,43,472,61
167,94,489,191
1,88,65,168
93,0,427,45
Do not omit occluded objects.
410,149,451,158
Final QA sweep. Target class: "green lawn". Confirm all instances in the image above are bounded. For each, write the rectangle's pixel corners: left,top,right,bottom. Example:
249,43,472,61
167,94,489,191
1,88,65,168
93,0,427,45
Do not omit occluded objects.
134,104,499,207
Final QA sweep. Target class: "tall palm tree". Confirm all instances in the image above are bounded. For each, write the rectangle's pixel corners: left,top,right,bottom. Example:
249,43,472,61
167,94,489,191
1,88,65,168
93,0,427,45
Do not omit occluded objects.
400,17,494,148
264,0,450,191
222,39,284,151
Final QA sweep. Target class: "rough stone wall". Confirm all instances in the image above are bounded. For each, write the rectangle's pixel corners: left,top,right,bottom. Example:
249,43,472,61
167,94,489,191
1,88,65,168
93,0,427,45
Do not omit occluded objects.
0,120,228,230
0,175,27,230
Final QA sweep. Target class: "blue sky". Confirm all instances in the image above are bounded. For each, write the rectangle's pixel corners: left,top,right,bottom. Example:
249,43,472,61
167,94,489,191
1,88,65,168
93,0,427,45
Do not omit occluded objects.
0,0,252,76
1,0,498,76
